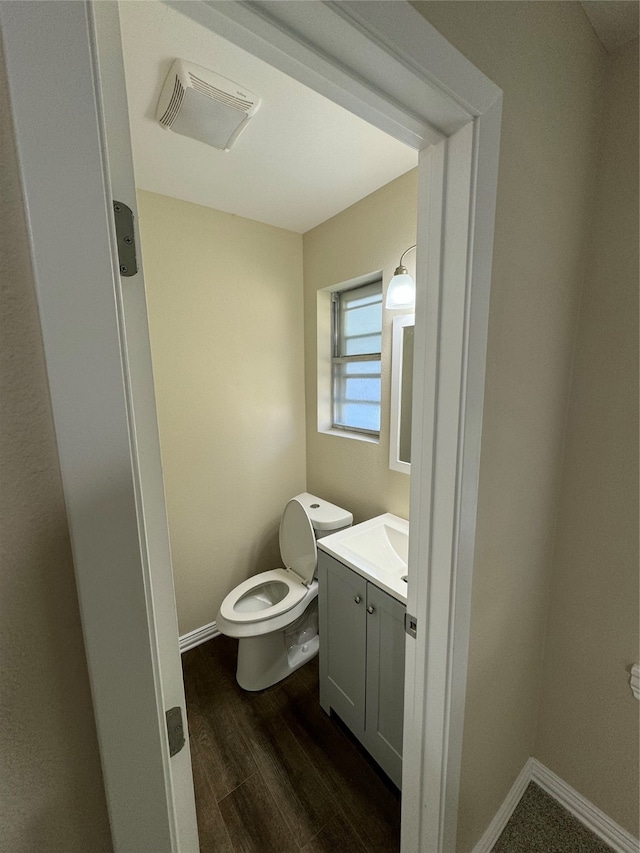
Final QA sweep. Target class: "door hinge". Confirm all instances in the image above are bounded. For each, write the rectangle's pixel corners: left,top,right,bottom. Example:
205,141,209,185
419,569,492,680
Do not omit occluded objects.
165,706,185,757
113,200,138,277
404,612,417,639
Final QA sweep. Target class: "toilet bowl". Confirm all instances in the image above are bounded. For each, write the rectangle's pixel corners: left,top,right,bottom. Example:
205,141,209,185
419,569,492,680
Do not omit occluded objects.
216,492,352,691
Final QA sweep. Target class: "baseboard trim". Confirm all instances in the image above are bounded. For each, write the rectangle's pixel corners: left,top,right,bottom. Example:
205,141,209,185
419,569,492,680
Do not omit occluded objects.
471,758,535,853
530,759,639,853
179,620,220,653
472,757,639,853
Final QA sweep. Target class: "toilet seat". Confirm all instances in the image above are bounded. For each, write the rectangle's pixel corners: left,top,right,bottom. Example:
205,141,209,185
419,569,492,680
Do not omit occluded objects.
217,574,318,640
219,568,307,625
214,493,351,688
218,497,319,633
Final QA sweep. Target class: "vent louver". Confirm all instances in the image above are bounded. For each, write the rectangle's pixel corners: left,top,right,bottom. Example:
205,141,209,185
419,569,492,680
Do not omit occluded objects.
188,73,255,111
158,76,185,127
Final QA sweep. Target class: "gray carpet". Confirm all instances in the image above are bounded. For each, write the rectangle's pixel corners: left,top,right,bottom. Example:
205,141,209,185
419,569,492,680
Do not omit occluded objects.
492,783,613,852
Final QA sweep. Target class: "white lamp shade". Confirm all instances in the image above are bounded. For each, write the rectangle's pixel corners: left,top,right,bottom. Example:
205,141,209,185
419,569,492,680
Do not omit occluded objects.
385,273,415,309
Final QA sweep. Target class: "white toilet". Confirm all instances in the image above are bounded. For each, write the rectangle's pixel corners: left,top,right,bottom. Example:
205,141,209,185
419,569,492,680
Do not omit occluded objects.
216,492,352,691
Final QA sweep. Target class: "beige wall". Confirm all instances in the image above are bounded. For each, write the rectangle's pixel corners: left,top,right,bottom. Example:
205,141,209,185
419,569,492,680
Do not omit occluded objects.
535,38,639,837
0,42,112,853
141,171,416,634
413,3,607,849
137,191,306,636
303,170,416,523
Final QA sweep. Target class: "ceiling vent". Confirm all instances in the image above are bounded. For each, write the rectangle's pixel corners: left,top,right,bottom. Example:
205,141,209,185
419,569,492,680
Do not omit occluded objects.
156,59,261,152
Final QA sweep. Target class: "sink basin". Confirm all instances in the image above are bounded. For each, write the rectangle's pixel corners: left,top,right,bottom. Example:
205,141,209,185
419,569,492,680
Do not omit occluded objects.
317,513,409,602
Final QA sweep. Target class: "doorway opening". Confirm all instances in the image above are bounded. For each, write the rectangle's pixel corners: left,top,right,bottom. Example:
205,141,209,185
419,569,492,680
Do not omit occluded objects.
118,1,418,846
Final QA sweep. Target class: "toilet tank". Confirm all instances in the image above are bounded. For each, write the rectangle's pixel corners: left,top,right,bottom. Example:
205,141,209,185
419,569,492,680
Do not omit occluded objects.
293,492,352,539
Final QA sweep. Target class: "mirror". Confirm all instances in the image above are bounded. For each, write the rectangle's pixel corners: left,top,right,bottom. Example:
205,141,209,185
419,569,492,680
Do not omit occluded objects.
389,314,414,473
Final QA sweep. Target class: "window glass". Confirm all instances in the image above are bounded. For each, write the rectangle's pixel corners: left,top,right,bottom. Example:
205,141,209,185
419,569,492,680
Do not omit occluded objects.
332,279,382,435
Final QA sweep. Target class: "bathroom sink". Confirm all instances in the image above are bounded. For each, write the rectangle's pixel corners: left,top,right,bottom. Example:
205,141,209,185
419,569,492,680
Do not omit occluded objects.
317,513,409,602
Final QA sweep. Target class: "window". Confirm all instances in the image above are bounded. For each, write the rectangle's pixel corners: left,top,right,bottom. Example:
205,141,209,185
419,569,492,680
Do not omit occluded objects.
332,279,382,435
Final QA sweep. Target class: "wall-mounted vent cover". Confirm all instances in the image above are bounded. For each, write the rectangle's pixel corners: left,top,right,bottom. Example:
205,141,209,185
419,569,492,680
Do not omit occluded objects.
156,59,261,152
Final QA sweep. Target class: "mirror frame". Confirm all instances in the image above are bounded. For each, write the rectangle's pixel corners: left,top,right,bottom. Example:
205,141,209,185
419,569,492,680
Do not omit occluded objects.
389,313,414,474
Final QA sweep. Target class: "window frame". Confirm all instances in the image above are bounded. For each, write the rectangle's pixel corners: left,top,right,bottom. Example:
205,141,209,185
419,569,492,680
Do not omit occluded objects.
331,277,383,436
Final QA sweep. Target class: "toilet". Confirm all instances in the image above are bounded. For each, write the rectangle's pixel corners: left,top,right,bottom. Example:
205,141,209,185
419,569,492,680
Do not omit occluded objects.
216,492,352,691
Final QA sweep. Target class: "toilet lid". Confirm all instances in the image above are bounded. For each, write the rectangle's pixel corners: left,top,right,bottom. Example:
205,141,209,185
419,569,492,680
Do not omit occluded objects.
279,498,317,585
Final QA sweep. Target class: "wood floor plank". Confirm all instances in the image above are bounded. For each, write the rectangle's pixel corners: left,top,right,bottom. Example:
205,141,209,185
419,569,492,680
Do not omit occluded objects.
301,811,368,853
181,647,204,707
266,664,316,715
189,736,235,853
200,635,240,686
188,675,258,802
194,641,339,845
200,645,337,846
228,678,339,847
277,678,401,851
294,656,320,694
184,636,400,853
218,772,299,853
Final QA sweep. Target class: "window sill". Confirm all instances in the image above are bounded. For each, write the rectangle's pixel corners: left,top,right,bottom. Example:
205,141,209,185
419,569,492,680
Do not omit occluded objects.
319,427,380,445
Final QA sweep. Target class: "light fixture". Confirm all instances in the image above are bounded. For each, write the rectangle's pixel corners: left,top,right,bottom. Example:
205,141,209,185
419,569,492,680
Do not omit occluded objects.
385,244,416,309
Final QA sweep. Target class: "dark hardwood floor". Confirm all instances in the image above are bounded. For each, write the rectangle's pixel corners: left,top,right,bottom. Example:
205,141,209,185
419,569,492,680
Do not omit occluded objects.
182,635,401,852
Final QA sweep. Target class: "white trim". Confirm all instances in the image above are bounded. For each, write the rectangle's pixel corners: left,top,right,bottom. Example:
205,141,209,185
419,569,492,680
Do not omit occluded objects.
471,758,535,853
179,621,221,654
472,758,640,853
329,0,501,121
401,140,443,851
630,664,640,700
320,428,379,445
389,313,414,475
439,96,503,852
530,759,640,853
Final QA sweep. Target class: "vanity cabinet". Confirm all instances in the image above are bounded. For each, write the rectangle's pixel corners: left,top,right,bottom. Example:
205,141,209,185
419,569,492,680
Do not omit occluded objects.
318,551,405,788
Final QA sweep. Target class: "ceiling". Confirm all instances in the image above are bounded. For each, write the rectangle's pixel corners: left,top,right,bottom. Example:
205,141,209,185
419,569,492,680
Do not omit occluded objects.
581,1,639,53
119,2,418,234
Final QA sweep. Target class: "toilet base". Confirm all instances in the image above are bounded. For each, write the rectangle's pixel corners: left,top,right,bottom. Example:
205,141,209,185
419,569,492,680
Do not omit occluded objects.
236,630,319,691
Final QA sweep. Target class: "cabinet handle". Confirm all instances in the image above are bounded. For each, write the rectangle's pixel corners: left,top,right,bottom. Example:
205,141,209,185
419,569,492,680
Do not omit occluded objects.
367,605,375,614
354,595,361,604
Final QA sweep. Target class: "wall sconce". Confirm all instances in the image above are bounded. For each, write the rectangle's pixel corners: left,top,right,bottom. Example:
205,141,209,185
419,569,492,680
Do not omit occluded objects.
385,244,416,309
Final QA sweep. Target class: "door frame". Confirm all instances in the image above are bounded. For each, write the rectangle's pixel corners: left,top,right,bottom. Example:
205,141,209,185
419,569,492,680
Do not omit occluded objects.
0,2,502,850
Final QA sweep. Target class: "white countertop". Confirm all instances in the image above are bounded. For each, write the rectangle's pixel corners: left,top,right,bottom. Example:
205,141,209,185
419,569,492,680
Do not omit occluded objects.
318,512,408,603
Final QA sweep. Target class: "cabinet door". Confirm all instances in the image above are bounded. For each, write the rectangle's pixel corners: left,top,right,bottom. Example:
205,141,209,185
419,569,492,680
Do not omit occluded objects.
365,584,406,788
318,552,367,734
